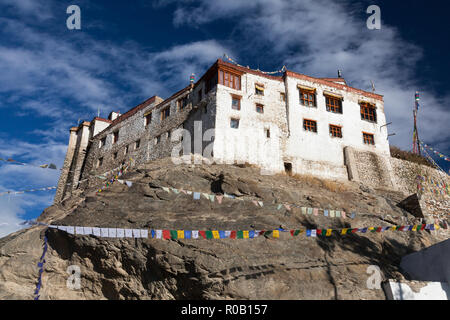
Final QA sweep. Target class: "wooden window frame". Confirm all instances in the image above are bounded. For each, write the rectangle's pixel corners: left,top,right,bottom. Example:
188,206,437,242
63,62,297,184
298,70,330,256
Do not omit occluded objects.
299,89,316,107
230,118,240,129
329,124,342,138
231,95,241,110
363,132,375,145
360,102,377,123
160,107,170,121
325,95,343,114
303,119,317,133
218,68,241,90
255,103,264,114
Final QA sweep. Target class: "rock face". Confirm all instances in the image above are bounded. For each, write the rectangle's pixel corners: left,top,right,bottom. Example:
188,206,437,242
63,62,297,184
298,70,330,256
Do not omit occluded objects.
0,158,447,300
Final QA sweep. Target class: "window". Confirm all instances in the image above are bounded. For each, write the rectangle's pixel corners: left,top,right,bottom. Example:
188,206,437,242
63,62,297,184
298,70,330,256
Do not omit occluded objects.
161,107,170,121
206,72,218,93
155,135,161,144
231,96,241,110
360,102,377,123
125,145,129,154
299,89,316,107
99,137,106,148
363,132,375,145
329,125,342,138
230,118,240,129
280,92,286,102
219,69,241,90
135,139,140,149
178,97,188,111
198,89,202,102
303,119,317,132
265,128,270,138
255,83,264,96
113,131,119,144
325,95,343,113
256,104,264,114
145,113,152,127
97,157,103,168
113,152,118,160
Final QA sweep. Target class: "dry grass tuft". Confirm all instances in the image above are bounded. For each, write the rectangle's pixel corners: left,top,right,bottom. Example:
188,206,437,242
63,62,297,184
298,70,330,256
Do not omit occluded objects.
290,173,350,193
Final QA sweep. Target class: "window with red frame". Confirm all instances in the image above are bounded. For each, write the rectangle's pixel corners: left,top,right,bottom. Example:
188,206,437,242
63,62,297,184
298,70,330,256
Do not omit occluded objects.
303,119,317,132
299,89,316,107
219,70,241,90
329,125,342,138
360,102,377,122
363,132,375,145
325,96,343,113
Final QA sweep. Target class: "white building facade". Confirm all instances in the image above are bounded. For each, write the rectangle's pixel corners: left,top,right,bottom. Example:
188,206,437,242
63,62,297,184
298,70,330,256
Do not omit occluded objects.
55,59,390,202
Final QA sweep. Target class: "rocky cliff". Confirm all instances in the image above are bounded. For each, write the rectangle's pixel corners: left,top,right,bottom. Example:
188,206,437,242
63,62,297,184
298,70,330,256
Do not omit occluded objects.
0,158,448,300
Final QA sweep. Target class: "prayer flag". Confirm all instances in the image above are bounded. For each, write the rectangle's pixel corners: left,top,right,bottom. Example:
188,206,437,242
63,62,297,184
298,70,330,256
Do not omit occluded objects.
341,228,348,235
273,230,280,238
342,211,346,219
209,195,215,202
335,211,341,218
100,228,109,237
230,231,237,239
216,195,224,204
116,229,125,238
307,207,313,215
301,207,307,215
199,231,206,239
205,231,213,239
219,231,226,238
326,229,332,236
184,230,192,239
212,230,220,239
177,230,184,239
249,230,255,238
313,208,319,216
162,187,170,193
284,204,291,211
277,204,283,210
193,192,200,200
243,230,249,239
170,230,178,239
192,230,199,239
125,229,133,238
83,227,92,235
75,226,84,235
225,231,231,238
306,230,311,237
108,228,117,238
93,227,101,237
263,231,272,237
163,230,171,239
133,229,141,238
252,200,259,207
311,229,317,237
330,210,335,217
258,201,264,207
324,210,329,217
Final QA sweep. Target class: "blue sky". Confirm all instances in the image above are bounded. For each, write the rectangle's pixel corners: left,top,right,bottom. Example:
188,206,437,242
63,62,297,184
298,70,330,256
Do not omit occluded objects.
0,0,449,237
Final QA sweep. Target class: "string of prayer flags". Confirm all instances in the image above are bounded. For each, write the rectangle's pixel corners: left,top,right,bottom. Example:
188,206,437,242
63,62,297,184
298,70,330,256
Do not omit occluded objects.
34,230,48,300
0,157,58,170
0,186,57,197
420,141,450,161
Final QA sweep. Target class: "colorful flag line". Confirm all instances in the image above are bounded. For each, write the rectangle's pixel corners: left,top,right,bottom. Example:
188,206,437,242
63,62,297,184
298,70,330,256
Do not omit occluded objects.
44,222,447,240
419,141,450,162
416,175,449,195
0,186,57,197
34,230,48,300
0,157,57,169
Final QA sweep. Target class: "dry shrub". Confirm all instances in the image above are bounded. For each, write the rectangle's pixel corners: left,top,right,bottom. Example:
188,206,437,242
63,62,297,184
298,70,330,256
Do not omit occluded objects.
291,173,349,193
390,145,433,167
